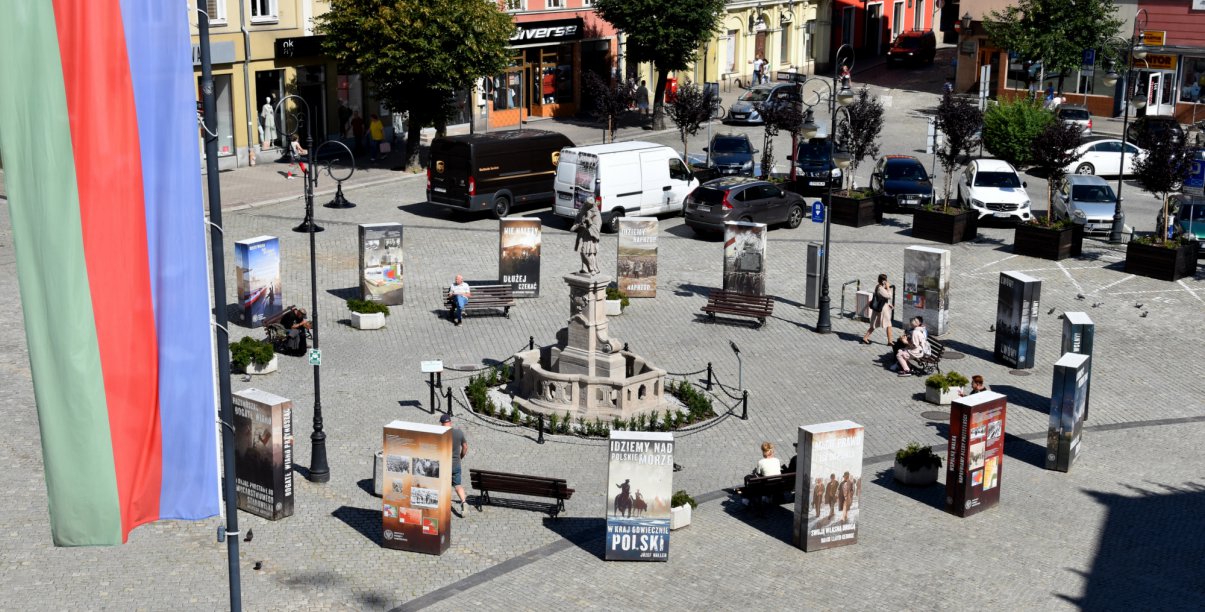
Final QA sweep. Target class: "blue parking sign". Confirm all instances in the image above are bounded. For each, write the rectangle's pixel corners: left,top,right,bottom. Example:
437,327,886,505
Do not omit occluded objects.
811,201,824,223
1186,159,1204,196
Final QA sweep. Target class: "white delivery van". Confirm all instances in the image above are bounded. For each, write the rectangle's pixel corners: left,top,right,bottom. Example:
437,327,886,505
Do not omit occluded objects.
553,142,700,232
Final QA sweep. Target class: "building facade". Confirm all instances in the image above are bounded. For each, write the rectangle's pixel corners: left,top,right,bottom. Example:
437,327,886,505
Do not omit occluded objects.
685,0,825,88
830,0,935,61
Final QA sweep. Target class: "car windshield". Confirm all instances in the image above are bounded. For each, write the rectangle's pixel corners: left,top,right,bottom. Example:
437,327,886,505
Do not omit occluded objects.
712,137,752,153
1071,184,1115,202
796,140,832,161
974,171,1022,188
898,37,920,49
885,162,928,181
739,89,771,102
1059,109,1090,120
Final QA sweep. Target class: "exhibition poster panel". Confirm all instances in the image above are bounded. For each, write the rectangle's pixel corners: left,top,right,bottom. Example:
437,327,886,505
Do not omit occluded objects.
947,392,1007,517
382,421,452,555
235,235,282,327
723,222,767,296
617,217,658,298
1061,312,1095,421
359,223,404,305
1046,353,1089,472
233,388,294,521
499,218,542,298
994,271,1041,369
902,246,950,336
605,431,674,561
793,421,864,551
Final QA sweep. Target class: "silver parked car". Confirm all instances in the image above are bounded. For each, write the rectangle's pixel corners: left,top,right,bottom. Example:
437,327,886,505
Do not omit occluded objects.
1056,104,1091,136
1055,175,1118,234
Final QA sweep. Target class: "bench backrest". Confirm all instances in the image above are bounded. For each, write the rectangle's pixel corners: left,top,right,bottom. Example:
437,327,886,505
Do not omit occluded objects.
263,305,298,328
745,472,796,491
927,338,945,358
709,290,774,307
471,469,571,497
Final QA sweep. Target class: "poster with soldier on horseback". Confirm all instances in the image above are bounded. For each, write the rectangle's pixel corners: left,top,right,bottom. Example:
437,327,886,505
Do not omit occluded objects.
605,431,674,561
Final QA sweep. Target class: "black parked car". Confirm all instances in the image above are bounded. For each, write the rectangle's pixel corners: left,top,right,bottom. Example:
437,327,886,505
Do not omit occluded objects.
702,133,757,176
1127,115,1185,148
870,155,934,210
684,177,806,234
787,137,843,194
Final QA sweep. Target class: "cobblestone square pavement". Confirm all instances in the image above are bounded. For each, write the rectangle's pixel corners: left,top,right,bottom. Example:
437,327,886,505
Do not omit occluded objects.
1,163,1202,611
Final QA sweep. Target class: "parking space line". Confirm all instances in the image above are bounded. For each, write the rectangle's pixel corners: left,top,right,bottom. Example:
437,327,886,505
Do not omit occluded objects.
1057,261,1085,295
1177,279,1203,303
1091,274,1134,295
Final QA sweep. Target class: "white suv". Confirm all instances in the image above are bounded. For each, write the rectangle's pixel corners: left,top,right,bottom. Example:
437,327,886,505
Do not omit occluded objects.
956,159,1033,222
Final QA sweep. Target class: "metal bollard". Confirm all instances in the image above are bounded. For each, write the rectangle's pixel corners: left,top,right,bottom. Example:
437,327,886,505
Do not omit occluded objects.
446,386,454,417
537,414,545,444
529,335,535,351
706,362,713,391
428,372,436,414
741,390,749,420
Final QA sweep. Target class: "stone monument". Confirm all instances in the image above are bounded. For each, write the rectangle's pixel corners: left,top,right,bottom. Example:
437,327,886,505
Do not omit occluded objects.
512,203,671,421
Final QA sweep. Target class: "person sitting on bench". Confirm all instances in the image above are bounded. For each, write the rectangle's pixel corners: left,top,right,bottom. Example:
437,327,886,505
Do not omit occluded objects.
753,441,783,477
448,275,471,325
892,316,930,377
280,306,311,353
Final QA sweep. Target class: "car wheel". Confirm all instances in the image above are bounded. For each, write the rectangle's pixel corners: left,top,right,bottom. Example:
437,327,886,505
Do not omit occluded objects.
491,196,511,219
606,209,624,233
786,204,804,229
1075,163,1094,175
739,215,753,223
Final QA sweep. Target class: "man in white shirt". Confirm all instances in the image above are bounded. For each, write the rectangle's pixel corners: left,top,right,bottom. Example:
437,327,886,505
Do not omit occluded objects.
448,275,471,325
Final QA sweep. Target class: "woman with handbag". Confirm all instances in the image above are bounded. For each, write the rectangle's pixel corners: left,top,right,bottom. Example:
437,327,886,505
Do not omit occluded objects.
861,273,894,346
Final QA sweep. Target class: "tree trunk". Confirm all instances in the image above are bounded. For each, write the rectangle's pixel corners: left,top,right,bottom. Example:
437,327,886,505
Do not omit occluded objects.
942,171,953,211
405,120,422,172
652,69,669,131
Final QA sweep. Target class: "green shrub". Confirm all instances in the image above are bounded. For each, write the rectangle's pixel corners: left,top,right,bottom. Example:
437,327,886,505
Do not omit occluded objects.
895,442,943,472
982,98,1053,168
671,490,698,509
668,379,716,422
230,336,275,372
511,404,521,423
612,417,624,431
925,370,970,393
606,286,630,310
346,298,390,316
548,412,559,434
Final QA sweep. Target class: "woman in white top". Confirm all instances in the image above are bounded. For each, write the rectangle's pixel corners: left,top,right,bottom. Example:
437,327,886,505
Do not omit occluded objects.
755,441,783,477
895,317,931,377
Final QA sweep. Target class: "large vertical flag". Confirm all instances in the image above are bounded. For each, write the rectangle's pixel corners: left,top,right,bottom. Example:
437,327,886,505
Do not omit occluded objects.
0,1,219,545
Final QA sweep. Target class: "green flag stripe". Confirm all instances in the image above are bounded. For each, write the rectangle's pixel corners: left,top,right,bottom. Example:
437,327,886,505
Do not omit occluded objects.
0,1,122,545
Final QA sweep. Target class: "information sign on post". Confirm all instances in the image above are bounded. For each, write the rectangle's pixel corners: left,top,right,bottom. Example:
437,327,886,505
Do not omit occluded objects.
811,200,824,223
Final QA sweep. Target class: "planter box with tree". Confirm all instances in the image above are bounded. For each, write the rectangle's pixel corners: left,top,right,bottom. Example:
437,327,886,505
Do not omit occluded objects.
924,371,970,405
605,286,629,316
231,336,277,375
893,442,942,486
919,93,983,244
829,188,879,227
1127,134,1199,281
348,298,390,330
1016,119,1086,260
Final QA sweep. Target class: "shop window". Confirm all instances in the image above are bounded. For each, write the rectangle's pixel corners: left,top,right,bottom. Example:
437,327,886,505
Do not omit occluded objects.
250,0,277,23
504,0,524,11
205,0,226,24
726,31,738,73
1182,57,1205,103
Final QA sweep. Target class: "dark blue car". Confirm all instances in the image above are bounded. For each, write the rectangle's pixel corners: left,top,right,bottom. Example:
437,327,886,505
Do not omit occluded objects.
703,133,757,176
870,155,934,210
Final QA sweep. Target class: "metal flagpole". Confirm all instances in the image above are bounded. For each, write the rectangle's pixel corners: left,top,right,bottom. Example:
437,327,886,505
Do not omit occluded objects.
198,7,242,611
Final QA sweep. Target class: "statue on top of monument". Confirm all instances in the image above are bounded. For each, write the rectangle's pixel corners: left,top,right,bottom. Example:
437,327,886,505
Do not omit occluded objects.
571,201,601,276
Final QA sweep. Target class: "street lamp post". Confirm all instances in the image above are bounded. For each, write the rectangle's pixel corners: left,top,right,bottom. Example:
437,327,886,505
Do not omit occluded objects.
797,44,857,334
275,95,330,483
1102,9,1149,243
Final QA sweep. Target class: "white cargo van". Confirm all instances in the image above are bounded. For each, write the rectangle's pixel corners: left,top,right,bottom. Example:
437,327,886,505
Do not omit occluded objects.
553,142,700,232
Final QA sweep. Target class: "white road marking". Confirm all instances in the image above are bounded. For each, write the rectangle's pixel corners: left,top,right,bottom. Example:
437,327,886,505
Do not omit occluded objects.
1057,261,1085,294
1177,279,1203,304
1090,274,1134,295
970,254,1017,272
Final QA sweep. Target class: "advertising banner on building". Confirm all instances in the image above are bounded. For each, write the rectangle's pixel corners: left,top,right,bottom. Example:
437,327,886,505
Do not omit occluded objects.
235,235,282,327
994,271,1042,369
723,221,767,296
617,217,658,297
792,421,864,552
358,223,404,305
382,421,452,555
1061,312,1095,421
946,392,1007,517
1047,353,1089,472
233,388,294,521
605,431,674,561
498,218,541,298
902,246,950,336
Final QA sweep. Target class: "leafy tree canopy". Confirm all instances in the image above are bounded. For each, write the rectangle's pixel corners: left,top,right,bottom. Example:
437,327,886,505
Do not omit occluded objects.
982,97,1052,167
984,0,1122,87
837,88,885,189
934,93,983,207
1030,120,1084,218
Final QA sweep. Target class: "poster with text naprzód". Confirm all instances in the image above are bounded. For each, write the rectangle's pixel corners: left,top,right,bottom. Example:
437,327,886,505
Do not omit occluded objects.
617,217,658,297
605,431,674,561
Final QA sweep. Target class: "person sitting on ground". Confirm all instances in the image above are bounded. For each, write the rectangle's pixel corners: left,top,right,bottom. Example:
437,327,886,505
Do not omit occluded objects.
448,275,471,326
753,441,783,477
279,306,311,353
960,375,988,396
893,316,930,377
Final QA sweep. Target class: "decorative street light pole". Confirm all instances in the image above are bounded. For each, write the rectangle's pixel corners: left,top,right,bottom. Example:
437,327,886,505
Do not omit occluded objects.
797,44,857,334
1102,9,1149,243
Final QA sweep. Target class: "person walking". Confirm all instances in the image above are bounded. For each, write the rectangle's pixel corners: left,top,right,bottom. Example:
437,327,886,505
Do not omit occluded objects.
368,113,385,162
288,135,307,180
751,56,766,85
440,413,469,514
861,273,895,345
635,80,650,120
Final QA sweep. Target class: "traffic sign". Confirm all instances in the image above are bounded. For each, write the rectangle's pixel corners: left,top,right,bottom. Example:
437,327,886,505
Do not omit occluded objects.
1186,159,1204,196
308,349,322,366
811,201,825,223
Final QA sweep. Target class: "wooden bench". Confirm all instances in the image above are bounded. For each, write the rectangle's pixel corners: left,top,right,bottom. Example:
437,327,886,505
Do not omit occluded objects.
469,468,574,518
907,337,946,375
442,284,516,320
701,290,774,327
737,473,796,510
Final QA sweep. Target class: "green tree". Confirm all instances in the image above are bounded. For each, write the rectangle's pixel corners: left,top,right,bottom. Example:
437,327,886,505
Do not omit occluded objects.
983,0,1122,95
1029,120,1084,221
982,98,1052,167
583,72,635,144
316,0,513,170
1134,137,1194,243
665,82,719,163
836,88,884,190
934,93,983,209
757,99,804,180
594,0,725,130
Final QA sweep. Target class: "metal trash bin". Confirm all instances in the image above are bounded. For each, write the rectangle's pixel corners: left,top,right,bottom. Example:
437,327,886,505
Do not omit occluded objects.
805,242,822,309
